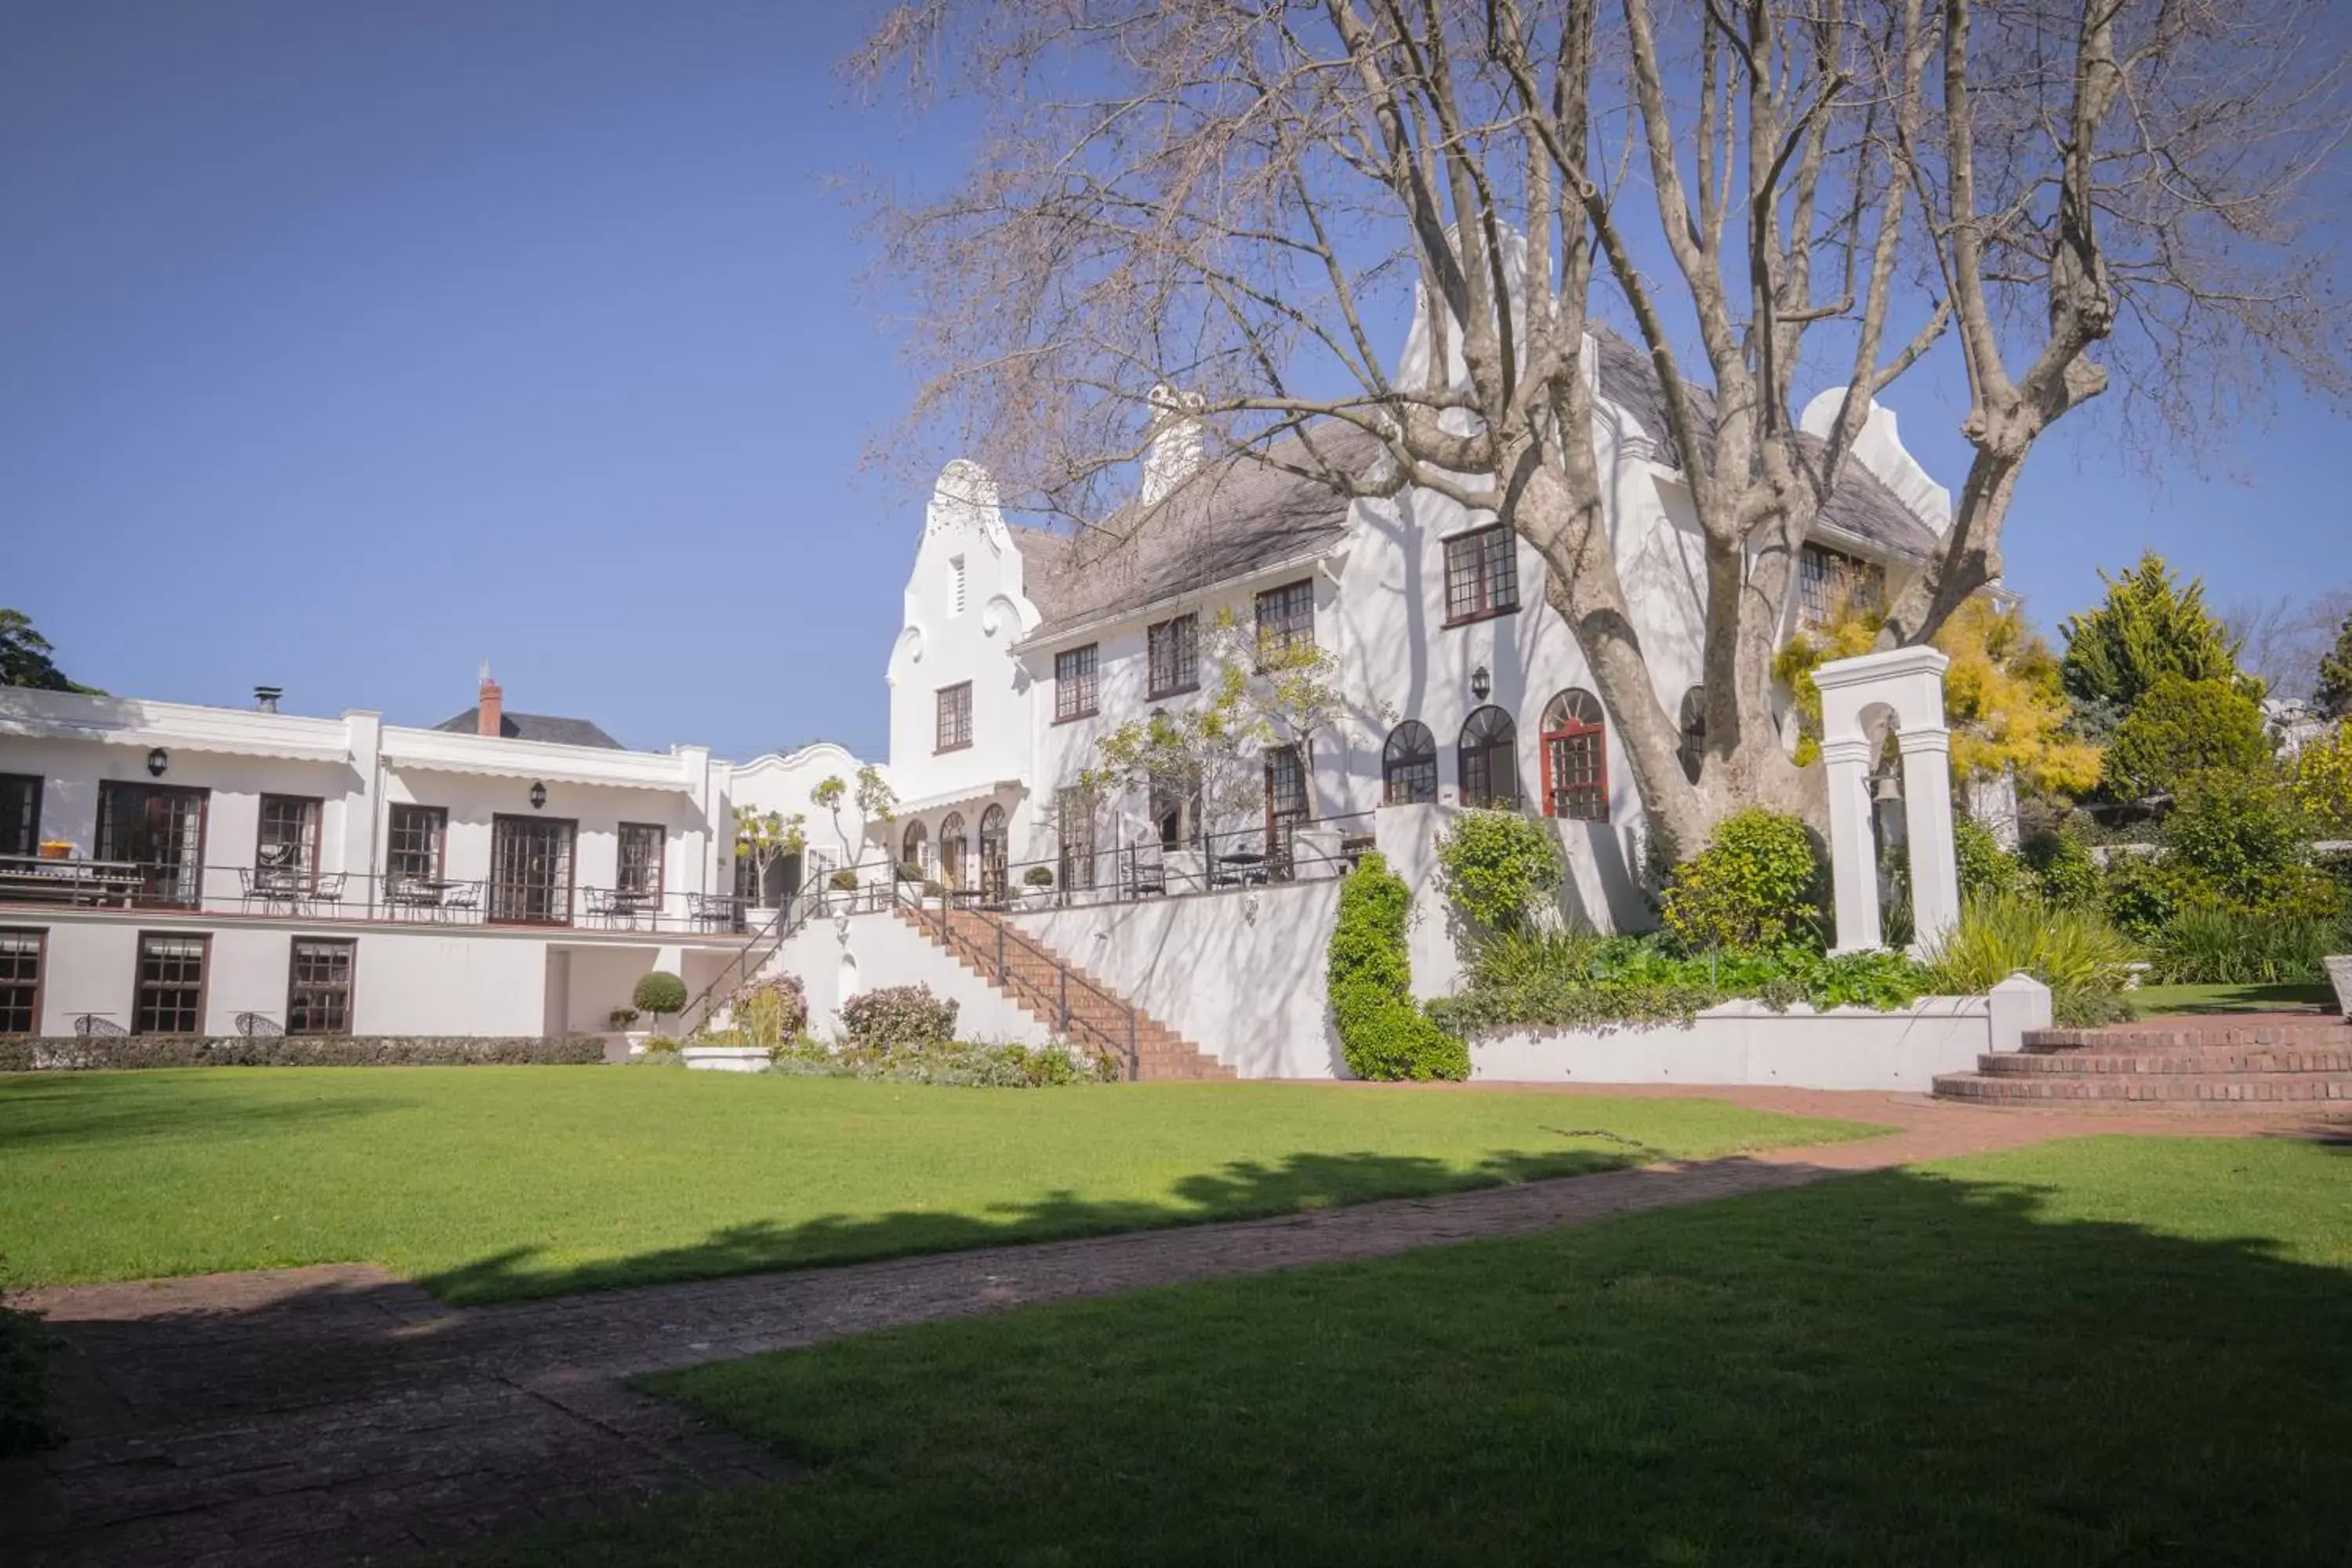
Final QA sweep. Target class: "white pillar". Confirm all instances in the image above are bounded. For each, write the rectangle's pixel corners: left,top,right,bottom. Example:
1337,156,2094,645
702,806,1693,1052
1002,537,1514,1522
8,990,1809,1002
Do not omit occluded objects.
1899,727,1961,951
1822,736,1882,954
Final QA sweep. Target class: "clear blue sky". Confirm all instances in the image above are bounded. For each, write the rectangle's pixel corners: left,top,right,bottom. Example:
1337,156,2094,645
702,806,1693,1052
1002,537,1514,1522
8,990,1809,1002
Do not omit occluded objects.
5,2,2347,759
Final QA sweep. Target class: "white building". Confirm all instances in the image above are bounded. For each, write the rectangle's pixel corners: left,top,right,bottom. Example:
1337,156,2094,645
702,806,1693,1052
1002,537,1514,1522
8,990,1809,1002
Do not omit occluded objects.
0,674,870,1042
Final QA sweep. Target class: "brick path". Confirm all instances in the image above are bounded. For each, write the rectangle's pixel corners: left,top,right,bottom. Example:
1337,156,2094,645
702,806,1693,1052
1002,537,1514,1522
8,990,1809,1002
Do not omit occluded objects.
1,1087,2334,1566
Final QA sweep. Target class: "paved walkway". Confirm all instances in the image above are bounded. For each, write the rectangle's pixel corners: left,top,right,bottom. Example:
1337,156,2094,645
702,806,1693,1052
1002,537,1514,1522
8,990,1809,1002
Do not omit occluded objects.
1,1087,2332,1566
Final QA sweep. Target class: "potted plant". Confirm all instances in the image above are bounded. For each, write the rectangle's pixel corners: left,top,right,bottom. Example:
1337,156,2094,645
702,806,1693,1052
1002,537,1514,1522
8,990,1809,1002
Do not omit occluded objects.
608,1005,647,1055
1022,865,1056,906
826,866,860,912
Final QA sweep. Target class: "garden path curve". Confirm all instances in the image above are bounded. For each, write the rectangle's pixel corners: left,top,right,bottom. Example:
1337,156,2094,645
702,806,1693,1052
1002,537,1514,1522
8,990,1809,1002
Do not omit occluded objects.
2,1086,2333,1566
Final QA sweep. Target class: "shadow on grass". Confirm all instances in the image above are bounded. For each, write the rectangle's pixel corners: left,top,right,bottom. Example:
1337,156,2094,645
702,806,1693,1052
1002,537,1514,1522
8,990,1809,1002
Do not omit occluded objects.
0,1073,409,1150
419,1141,1672,1304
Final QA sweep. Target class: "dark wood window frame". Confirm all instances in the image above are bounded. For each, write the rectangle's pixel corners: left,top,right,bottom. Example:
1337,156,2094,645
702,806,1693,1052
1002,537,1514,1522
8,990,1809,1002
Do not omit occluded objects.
488,814,578,927
1541,688,1610,823
1381,720,1439,806
935,681,975,752
96,781,209,909
1254,579,1316,662
386,804,448,891
1057,786,1097,891
0,927,45,1035
133,931,209,1036
256,793,324,883
0,775,41,858
1054,644,1101,723
1146,613,1200,699
1441,525,1520,626
1797,543,1886,628
286,936,358,1036
1457,706,1520,810
616,822,665,899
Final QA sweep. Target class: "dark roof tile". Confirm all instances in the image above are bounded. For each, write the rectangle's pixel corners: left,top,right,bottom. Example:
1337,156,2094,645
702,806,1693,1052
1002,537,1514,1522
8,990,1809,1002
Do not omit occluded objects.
433,709,626,750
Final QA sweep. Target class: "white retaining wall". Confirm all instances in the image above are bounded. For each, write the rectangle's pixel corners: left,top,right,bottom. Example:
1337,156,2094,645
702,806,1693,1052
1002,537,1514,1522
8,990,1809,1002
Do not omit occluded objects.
770,911,1055,1047
1007,883,1347,1079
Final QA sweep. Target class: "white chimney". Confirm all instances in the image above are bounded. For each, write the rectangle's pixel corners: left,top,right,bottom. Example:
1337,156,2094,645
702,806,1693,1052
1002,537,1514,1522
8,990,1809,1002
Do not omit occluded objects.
1140,383,1206,506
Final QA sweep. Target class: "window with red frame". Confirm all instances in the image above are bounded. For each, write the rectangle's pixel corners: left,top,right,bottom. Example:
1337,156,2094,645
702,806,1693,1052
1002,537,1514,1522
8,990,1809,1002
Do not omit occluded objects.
1540,688,1608,822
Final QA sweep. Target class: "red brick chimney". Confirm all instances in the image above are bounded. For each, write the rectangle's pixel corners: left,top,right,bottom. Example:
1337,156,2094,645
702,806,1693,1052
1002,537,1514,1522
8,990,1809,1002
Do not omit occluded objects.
476,664,503,738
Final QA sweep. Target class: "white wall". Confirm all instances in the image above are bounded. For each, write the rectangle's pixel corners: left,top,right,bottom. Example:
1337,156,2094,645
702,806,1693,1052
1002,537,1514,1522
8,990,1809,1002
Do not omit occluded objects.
1468,996,1992,1092
726,742,874,882
1009,883,1348,1078
769,911,1056,1047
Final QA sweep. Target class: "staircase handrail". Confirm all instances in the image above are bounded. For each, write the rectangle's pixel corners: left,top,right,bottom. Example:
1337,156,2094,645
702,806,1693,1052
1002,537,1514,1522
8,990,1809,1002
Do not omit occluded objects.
684,860,878,1036
897,880,1142,1080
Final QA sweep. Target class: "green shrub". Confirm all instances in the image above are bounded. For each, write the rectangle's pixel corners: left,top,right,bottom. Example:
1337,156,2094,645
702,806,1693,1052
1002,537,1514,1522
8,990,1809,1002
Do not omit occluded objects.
828,868,859,891
2103,675,2269,800
1922,891,2139,1027
1330,853,1468,1081
2159,770,2309,908
1657,809,1820,955
735,975,808,1047
1955,816,2025,902
2019,828,2100,909
1023,865,1056,887
839,1040,1114,1088
2100,851,2183,942
2154,906,2343,985
632,971,689,1018
1434,809,1561,938
840,985,960,1054
0,1284,58,1457
0,1036,606,1072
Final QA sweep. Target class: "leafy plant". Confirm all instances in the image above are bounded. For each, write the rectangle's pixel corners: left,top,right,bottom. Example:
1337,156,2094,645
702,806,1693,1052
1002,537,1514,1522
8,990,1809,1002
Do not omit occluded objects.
840,985,960,1054
1657,809,1820,955
2159,769,2310,908
1330,853,1468,1081
808,1040,1114,1088
1434,809,1561,938
1953,815,2024,902
2019,828,2100,909
1023,865,1056,887
735,975,809,1048
2318,609,2352,719
607,1007,640,1030
632,971,689,1020
2154,907,2343,985
1933,595,2103,797
829,868,860,891
2060,551,2250,713
1922,891,2139,1028
2102,675,2270,800
2287,720,2352,834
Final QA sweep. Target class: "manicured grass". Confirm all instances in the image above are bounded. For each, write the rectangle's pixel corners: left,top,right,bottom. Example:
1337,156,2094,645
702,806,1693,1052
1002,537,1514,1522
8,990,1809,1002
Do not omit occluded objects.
0,1069,1875,1302
2132,980,2337,1015
464,1137,2352,1567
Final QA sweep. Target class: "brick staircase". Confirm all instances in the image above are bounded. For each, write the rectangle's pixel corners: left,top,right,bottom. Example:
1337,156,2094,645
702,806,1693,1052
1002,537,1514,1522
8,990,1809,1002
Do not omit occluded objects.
892,905,1235,1082
1933,1013,2352,1116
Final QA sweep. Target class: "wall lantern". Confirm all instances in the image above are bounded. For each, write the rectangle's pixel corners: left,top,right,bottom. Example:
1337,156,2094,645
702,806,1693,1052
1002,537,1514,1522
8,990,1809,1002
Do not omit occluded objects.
1470,665,1492,702
145,747,169,778
528,779,548,811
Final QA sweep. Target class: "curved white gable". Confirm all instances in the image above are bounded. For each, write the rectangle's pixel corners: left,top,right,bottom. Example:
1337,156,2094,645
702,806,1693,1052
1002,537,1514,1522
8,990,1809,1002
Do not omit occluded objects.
1799,388,1953,533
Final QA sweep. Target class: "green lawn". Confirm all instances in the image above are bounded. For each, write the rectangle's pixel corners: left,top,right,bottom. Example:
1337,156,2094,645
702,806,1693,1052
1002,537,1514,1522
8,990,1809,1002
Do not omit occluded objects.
0,1069,1875,1302
461,1136,2352,1567
2132,981,2337,1015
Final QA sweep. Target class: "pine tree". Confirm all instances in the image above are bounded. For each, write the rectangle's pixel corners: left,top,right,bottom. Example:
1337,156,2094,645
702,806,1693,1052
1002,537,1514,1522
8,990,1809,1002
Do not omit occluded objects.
2058,552,2251,713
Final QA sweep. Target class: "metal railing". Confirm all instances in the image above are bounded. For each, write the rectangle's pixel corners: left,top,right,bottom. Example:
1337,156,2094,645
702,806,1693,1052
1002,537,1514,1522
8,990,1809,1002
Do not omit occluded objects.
893,877,1142,1080
0,856,765,937
973,811,1380,909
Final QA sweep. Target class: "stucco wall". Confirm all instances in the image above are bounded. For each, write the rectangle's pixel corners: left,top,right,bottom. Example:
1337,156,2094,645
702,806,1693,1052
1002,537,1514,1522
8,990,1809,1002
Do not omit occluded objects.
1008,882,1348,1079
1468,997,1991,1091
769,911,1055,1047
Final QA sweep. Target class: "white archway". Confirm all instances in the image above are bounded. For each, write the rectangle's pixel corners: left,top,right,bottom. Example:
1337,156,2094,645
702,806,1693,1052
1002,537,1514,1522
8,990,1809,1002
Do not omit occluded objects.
1812,646,1959,955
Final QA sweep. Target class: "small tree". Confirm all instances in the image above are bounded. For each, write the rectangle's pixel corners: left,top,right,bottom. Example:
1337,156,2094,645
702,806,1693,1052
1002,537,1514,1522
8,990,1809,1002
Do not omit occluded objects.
1934,598,2103,802
2102,676,2270,802
632,971,688,1031
2314,610,2352,720
2060,554,2253,717
811,767,899,872
732,810,808,902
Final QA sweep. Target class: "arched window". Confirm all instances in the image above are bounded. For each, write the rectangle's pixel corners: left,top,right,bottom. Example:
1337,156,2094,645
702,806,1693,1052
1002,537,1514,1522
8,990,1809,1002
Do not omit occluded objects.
1457,706,1519,808
1677,687,1707,785
939,811,967,890
1541,689,1608,822
1382,721,1438,805
900,818,928,874
978,805,1009,903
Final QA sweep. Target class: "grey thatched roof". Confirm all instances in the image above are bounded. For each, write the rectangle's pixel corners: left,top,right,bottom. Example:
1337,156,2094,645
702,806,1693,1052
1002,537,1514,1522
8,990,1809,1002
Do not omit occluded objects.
434,709,626,750
1590,328,1944,561
1016,423,1382,641
1012,339,1943,638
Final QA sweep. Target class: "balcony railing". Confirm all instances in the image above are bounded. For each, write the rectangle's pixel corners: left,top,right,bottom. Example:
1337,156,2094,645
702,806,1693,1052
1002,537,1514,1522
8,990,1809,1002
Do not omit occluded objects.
0,855,761,937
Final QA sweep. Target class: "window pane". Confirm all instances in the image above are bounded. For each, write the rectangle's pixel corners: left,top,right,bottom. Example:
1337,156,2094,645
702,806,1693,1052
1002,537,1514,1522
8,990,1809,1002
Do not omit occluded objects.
618,823,664,896
935,682,973,750
1055,644,1099,720
287,938,355,1035
0,775,40,858
387,806,446,887
489,816,575,924
0,930,41,1034
135,934,206,1034
97,783,207,907
1254,581,1314,655
257,796,320,881
1148,615,1198,695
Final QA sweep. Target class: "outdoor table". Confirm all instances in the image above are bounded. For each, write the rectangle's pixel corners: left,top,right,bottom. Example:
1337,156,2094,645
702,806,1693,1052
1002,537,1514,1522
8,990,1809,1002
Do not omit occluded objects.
1214,851,1269,887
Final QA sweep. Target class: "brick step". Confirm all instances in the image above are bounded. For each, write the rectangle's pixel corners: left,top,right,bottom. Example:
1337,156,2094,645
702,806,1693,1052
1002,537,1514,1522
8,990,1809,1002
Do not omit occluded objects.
1979,1047,2352,1076
1933,1070,2352,1109
2024,1021,2348,1054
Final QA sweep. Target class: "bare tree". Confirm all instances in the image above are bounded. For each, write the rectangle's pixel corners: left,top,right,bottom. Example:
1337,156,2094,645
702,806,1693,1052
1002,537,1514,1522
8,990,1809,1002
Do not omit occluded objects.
2227,586,2352,700
851,0,2350,851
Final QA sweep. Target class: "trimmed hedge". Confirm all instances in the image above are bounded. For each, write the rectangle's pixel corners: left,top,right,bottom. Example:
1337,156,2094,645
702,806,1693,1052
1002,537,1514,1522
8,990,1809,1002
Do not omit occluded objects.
839,985,960,1054
0,1036,607,1073
1330,852,1468,1081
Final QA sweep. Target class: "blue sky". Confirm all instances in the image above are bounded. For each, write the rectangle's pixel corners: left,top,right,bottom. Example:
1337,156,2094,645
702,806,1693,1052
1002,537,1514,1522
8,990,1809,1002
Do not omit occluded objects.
5,2,2346,759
